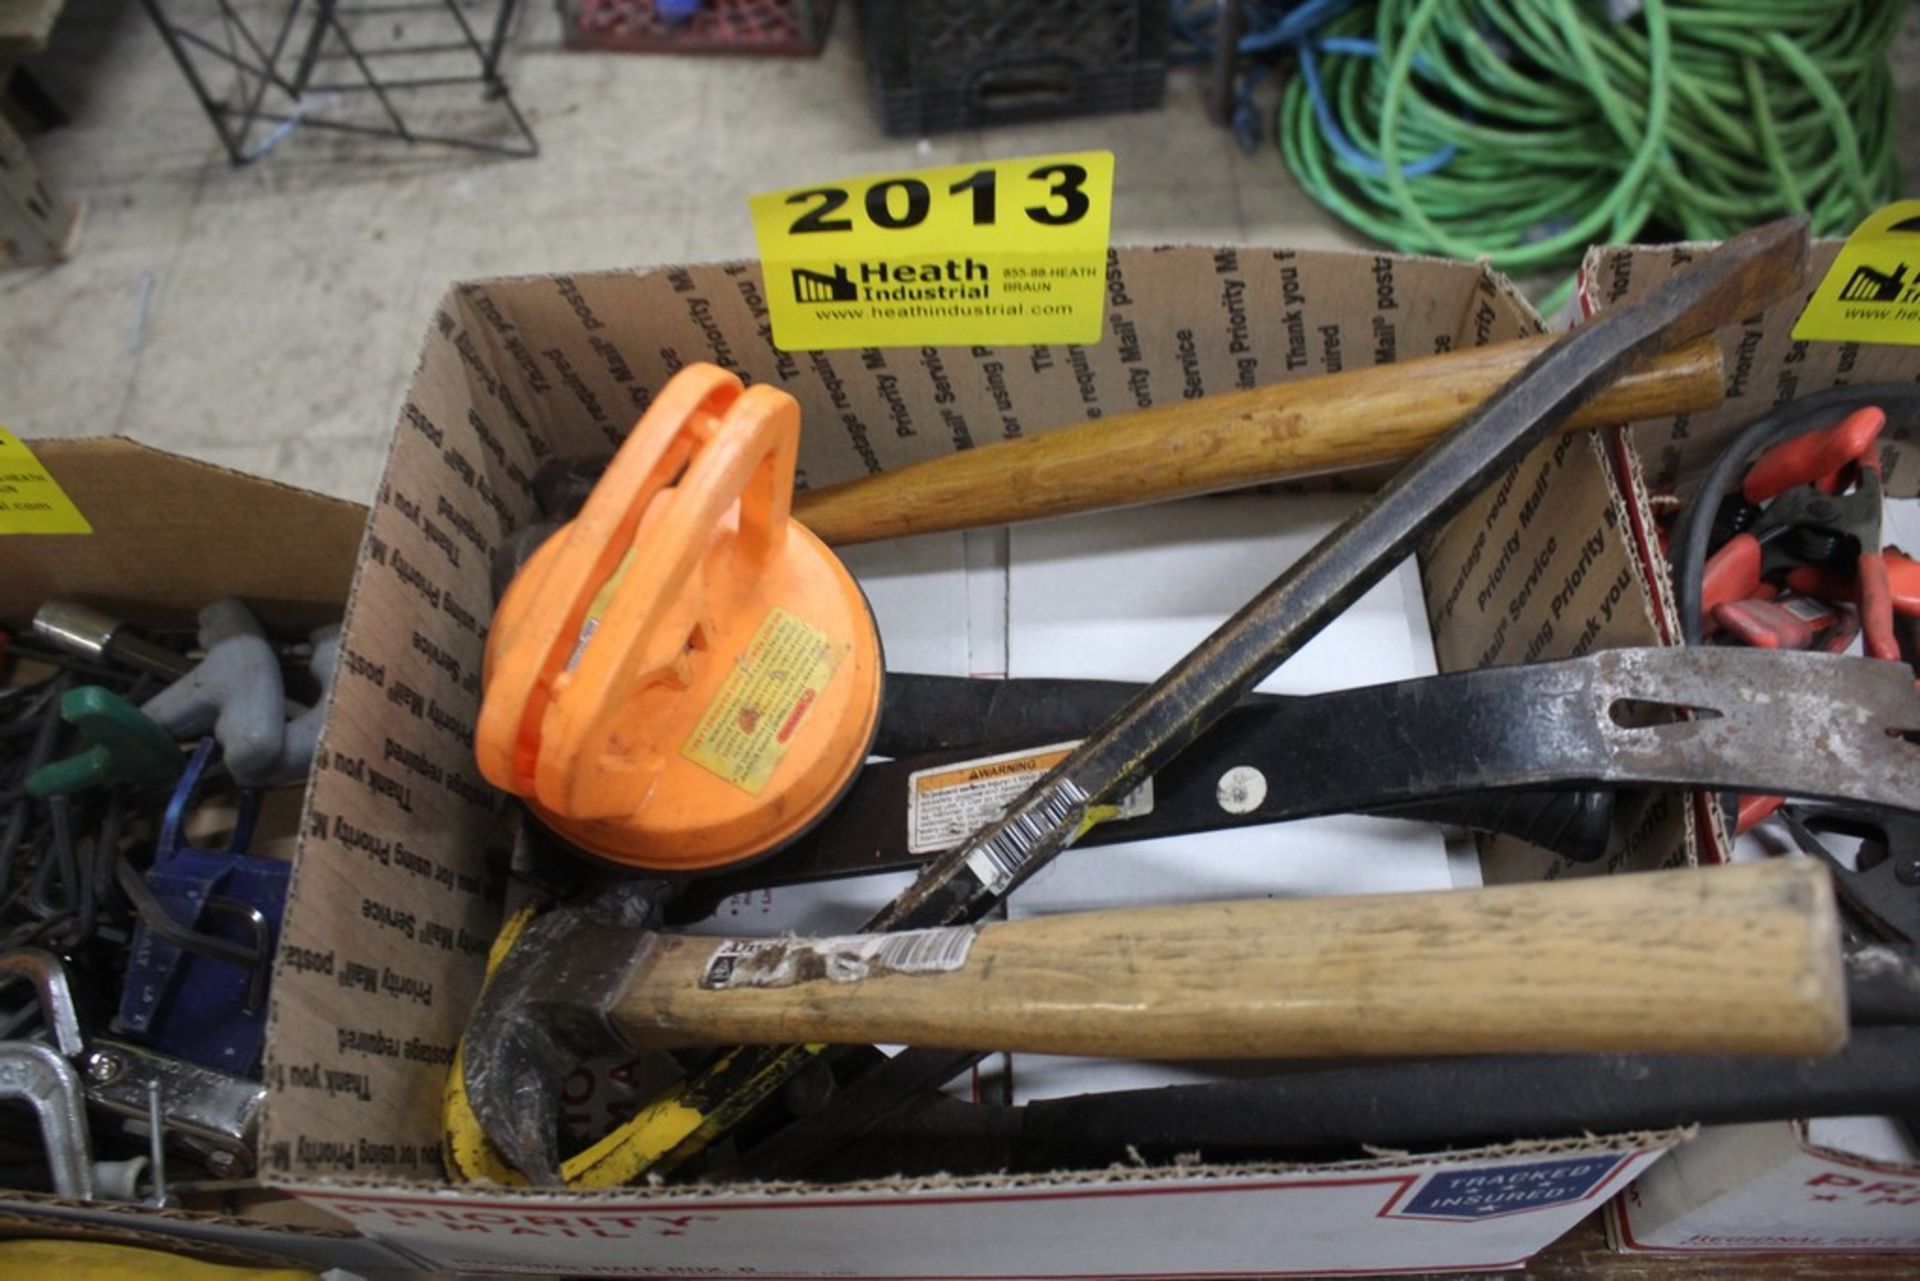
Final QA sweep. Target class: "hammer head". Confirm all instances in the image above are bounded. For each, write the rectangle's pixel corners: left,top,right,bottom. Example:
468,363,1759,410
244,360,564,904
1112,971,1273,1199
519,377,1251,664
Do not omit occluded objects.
461,879,668,1183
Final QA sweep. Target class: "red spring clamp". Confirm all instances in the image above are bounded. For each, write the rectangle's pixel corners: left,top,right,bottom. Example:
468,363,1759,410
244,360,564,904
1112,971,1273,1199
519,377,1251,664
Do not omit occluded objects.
1741,406,1888,502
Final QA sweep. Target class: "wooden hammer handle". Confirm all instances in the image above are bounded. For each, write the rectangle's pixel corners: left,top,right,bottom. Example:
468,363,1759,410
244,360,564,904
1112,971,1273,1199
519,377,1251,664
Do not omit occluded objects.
793,335,1722,545
620,860,1843,1061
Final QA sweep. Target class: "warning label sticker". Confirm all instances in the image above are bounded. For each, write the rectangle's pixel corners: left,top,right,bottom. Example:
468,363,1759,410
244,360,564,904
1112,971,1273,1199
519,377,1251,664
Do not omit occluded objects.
907,741,1152,855
1793,199,1920,346
749,152,1113,351
0,427,91,535
681,608,843,795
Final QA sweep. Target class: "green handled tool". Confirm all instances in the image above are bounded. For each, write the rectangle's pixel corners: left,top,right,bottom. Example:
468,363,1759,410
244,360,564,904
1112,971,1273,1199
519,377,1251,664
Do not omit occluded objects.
26,686,183,799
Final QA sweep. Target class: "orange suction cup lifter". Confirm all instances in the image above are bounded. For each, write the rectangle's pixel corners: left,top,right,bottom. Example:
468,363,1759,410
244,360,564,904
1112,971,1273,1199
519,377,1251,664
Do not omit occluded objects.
480,364,881,873
538,385,802,820
476,365,744,794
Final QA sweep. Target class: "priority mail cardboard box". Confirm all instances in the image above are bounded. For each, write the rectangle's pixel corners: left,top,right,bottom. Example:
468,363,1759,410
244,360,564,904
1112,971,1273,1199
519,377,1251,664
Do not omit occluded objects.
250,242,1704,1276
1610,1118,1920,1254
1583,241,1920,1255
0,440,421,1273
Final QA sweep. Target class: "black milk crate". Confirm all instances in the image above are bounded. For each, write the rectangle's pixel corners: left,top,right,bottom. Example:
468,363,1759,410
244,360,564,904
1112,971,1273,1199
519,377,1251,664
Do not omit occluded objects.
565,0,836,55
860,0,1168,136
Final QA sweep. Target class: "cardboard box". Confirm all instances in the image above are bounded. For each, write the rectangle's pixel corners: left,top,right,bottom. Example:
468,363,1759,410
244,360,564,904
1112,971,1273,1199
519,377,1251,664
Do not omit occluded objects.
0,441,419,1271
251,244,1701,1275
1610,1119,1920,1254
1581,241,1920,1254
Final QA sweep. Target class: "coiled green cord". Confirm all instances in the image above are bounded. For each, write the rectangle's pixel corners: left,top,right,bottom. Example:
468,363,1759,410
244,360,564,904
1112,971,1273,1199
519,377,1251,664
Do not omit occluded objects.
1276,0,1904,310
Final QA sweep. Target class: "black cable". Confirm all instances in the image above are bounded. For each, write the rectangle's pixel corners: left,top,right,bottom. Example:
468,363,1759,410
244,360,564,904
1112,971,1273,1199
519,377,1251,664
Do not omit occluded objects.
1671,385,1920,645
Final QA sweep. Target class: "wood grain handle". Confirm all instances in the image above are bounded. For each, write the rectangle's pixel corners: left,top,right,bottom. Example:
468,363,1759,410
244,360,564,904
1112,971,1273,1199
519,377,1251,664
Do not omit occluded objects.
793,336,1722,545
621,860,1844,1061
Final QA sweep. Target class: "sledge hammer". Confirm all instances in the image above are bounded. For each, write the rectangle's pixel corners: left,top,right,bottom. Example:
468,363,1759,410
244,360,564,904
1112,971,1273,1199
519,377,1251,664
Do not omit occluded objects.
459,859,1847,1184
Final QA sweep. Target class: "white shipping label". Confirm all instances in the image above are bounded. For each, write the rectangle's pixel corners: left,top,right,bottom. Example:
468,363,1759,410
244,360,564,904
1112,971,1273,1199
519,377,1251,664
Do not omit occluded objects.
908,741,1153,856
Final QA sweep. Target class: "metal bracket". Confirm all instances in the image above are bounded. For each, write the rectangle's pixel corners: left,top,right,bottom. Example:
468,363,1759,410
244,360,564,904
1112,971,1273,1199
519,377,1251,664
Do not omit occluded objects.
0,1040,93,1199
82,1038,263,1177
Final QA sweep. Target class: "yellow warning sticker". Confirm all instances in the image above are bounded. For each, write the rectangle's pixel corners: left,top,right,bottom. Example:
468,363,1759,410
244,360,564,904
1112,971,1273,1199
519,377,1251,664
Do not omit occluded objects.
749,151,1114,352
907,740,1152,855
0,427,90,534
681,608,843,795
1792,200,1920,345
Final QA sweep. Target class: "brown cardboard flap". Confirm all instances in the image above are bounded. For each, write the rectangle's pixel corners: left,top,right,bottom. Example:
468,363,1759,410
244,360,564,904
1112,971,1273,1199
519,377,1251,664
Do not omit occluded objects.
2,439,368,632
262,301,523,1183
1418,277,1678,882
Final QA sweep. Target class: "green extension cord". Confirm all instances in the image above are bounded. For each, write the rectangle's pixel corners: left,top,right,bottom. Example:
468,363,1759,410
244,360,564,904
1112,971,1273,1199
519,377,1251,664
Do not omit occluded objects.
1276,0,1905,310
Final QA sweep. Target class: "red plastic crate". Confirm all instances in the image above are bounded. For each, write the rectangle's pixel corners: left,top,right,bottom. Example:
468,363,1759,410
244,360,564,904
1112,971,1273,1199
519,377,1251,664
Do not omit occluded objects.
566,0,836,55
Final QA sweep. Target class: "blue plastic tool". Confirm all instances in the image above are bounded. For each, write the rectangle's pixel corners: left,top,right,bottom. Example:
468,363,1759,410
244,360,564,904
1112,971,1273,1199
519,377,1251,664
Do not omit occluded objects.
116,739,288,1075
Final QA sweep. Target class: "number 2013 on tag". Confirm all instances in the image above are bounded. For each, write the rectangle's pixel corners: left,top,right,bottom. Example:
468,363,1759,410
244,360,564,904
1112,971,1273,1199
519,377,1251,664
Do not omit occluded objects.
749,152,1113,351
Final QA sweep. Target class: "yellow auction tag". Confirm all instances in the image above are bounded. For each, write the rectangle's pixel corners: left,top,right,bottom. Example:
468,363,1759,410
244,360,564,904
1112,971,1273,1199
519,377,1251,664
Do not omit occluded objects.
0,426,90,534
749,151,1113,352
1792,200,1920,345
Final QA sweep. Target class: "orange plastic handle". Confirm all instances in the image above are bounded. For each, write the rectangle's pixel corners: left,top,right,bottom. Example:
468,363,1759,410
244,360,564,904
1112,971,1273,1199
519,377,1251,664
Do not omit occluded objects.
1741,406,1885,504
533,380,801,820
477,366,745,796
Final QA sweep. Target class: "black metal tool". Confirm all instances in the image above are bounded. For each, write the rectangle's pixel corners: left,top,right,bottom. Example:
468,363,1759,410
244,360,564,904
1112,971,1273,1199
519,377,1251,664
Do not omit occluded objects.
1785,804,1920,947
678,650,1920,916
858,218,1807,931
755,945,1920,1182
811,1026,1920,1179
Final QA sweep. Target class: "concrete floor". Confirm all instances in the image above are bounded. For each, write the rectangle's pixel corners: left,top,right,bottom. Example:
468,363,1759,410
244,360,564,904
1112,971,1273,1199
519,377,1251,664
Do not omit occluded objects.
4,4,1369,503
3,4,1916,505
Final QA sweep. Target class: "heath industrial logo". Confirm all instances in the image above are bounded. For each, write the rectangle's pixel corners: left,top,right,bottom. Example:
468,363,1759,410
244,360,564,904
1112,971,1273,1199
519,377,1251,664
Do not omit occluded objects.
1385,1155,1631,1221
792,257,991,306
1836,260,1919,305
1794,200,1920,345
791,265,857,304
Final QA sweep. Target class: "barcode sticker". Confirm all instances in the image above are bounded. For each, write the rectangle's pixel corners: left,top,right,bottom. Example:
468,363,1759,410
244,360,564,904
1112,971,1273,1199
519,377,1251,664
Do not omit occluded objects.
963,778,1093,896
700,925,977,990
907,742,1151,856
